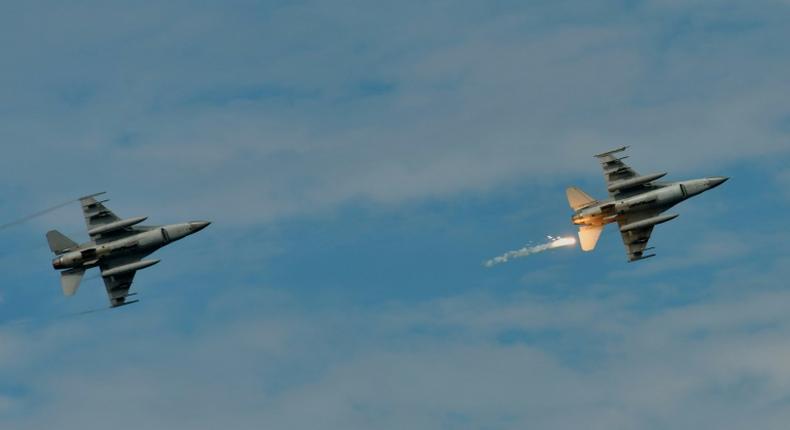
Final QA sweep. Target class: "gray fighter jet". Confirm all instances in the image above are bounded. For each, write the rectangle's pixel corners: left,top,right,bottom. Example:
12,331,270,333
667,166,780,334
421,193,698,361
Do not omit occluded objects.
46,193,210,307
567,147,728,262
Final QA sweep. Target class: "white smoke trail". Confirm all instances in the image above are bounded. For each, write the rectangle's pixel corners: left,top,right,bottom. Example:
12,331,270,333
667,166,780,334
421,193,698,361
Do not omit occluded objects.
0,197,83,231
484,236,577,267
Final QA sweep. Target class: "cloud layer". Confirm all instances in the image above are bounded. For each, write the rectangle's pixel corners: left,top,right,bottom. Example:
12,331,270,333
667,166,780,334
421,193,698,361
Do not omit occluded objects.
0,1,788,222
3,252,790,430
0,1,789,429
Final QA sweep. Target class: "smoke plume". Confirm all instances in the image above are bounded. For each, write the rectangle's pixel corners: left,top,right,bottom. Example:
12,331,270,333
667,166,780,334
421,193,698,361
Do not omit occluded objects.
484,236,576,267
0,197,82,231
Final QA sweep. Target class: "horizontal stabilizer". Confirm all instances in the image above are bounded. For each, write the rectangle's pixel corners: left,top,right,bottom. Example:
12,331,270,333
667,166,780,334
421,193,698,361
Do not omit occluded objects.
60,268,85,296
566,187,597,210
578,225,604,252
46,230,78,255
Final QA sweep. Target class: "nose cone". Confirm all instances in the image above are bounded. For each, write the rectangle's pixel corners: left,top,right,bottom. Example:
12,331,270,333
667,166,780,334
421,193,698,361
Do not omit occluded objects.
189,221,211,233
708,176,729,189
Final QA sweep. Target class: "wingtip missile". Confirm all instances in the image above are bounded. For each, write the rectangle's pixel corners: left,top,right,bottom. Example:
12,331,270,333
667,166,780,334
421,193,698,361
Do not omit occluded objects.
629,253,656,262
111,299,140,309
594,146,630,158
79,191,107,201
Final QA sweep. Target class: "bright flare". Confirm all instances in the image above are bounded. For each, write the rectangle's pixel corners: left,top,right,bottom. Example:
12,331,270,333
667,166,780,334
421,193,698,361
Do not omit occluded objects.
484,236,577,268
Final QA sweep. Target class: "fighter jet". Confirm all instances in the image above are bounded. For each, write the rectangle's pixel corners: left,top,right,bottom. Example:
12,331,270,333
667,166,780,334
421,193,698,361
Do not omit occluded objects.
567,147,728,262
46,193,210,307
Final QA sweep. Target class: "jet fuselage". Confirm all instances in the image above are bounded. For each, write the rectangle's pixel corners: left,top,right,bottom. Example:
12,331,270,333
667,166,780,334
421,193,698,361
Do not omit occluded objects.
571,177,728,227
52,221,210,270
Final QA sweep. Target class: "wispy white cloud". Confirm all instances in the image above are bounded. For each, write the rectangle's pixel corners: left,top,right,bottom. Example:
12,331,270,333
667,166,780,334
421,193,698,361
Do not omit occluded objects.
0,2,787,428
2,251,790,429
0,1,787,223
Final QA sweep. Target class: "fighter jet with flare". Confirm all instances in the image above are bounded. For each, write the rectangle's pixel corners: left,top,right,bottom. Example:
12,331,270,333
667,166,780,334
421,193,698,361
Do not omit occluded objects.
46,193,211,308
567,147,728,262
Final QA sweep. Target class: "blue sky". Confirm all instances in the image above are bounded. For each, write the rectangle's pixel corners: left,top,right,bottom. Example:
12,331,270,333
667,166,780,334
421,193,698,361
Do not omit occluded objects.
1,1,790,428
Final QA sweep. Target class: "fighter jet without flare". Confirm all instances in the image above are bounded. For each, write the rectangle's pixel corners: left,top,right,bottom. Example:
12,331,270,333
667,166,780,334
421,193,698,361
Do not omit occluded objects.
47,193,210,308
567,147,728,262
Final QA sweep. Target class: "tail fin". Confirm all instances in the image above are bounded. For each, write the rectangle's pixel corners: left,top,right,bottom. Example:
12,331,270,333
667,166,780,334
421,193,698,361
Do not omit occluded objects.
566,187,597,210
60,268,85,296
46,230,78,255
578,225,604,252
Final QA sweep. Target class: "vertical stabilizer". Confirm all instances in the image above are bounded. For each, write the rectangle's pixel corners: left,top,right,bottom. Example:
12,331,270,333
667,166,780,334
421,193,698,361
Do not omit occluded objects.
60,268,85,297
578,225,604,252
566,187,597,210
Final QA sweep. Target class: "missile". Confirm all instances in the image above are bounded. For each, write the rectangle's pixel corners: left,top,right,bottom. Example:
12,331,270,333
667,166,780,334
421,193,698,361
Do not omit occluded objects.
620,214,679,232
101,259,161,277
608,172,667,193
88,216,148,236
79,191,107,200
630,253,656,262
595,146,629,157
111,299,140,308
